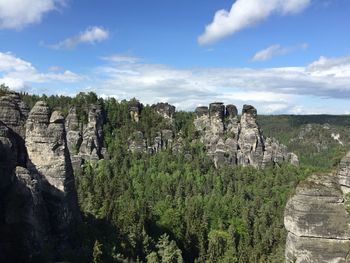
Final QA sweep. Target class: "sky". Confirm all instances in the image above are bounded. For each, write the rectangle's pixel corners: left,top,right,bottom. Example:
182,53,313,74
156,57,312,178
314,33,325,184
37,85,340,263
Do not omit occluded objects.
0,0,350,114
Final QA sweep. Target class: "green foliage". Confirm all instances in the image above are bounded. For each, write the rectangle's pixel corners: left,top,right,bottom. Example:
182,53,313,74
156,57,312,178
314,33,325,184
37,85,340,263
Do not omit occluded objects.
258,115,350,171
13,90,346,262
93,240,103,263
0,84,9,97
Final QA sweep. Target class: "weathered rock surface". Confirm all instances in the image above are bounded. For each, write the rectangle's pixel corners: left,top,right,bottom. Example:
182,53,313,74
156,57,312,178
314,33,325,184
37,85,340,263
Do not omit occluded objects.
284,173,350,262
0,96,81,261
129,103,178,154
152,102,175,122
65,104,106,171
338,151,350,193
194,103,298,168
0,93,29,137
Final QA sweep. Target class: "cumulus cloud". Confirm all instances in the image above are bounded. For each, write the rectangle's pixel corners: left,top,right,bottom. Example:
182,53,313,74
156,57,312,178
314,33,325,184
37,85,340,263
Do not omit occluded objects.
252,43,308,61
0,0,65,30
0,52,81,90
48,26,109,49
198,0,311,45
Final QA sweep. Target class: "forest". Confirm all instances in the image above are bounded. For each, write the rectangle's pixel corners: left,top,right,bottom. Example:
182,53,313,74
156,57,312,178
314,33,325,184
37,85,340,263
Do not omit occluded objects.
15,89,349,262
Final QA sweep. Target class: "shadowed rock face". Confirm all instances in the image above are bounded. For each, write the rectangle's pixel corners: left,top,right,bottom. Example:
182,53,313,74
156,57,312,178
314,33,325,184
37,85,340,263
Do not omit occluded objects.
194,103,298,168
284,172,350,263
0,121,17,189
0,96,81,261
152,102,176,121
195,106,209,117
226,104,238,118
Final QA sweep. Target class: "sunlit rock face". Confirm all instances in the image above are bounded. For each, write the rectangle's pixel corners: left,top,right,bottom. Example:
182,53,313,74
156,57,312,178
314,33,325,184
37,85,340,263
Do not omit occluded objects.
26,102,70,191
338,151,350,193
284,172,350,263
193,103,298,168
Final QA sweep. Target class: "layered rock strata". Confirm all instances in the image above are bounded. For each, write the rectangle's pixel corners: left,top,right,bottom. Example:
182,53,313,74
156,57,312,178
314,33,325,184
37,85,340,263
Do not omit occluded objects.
194,103,298,168
284,172,350,263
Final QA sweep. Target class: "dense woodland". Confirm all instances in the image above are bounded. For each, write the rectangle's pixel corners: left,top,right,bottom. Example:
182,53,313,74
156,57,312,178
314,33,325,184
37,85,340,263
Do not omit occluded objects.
4,86,348,262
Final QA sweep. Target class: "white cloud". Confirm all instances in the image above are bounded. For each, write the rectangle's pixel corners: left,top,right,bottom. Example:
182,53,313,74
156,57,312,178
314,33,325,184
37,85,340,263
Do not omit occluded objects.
307,56,350,77
252,43,308,61
101,54,139,64
3,52,350,114
198,0,311,45
48,26,109,49
0,0,65,30
91,54,350,113
252,45,289,62
0,52,81,90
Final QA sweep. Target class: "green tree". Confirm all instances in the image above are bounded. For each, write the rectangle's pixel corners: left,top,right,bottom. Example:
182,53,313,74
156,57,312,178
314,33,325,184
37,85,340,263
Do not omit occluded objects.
156,234,184,263
92,240,103,263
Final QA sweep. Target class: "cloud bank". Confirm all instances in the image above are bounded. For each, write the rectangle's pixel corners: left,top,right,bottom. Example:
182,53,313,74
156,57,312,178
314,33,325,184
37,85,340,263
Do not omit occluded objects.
0,0,65,30
48,26,109,49
2,52,350,114
0,52,81,90
198,0,311,45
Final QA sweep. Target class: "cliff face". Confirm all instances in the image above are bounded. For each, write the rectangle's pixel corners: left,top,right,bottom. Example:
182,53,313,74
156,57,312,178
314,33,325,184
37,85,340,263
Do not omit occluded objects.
284,156,350,262
0,95,80,262
194,103,298,168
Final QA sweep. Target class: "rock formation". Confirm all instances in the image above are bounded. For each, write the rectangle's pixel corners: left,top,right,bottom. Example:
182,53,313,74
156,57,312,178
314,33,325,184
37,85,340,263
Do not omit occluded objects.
65,104,106,172
152,102,176,122
0,92,29,137
129,100,143,122
0,95,80,261
128,103,178,154
284,154,350,262
194,103,298,168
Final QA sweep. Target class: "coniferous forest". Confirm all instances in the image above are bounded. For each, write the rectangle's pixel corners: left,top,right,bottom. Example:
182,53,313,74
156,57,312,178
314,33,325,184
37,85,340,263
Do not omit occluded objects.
15,90,347,262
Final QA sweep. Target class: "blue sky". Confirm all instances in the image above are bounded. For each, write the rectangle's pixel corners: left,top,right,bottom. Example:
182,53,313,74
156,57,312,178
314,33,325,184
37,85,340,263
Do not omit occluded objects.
0,0,350,114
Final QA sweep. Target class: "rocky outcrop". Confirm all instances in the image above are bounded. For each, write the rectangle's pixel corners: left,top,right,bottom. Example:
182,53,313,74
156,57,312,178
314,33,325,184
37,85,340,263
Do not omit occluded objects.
284,171,350,262
79,105,104,161
129,103,179,154
194,103,298,168
152,102,175,122
337,151,350,193
129,100,143,123
129,131,147,153
25,101,80,249
0,93,29,137
0,96,81,261
65,104,106,171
